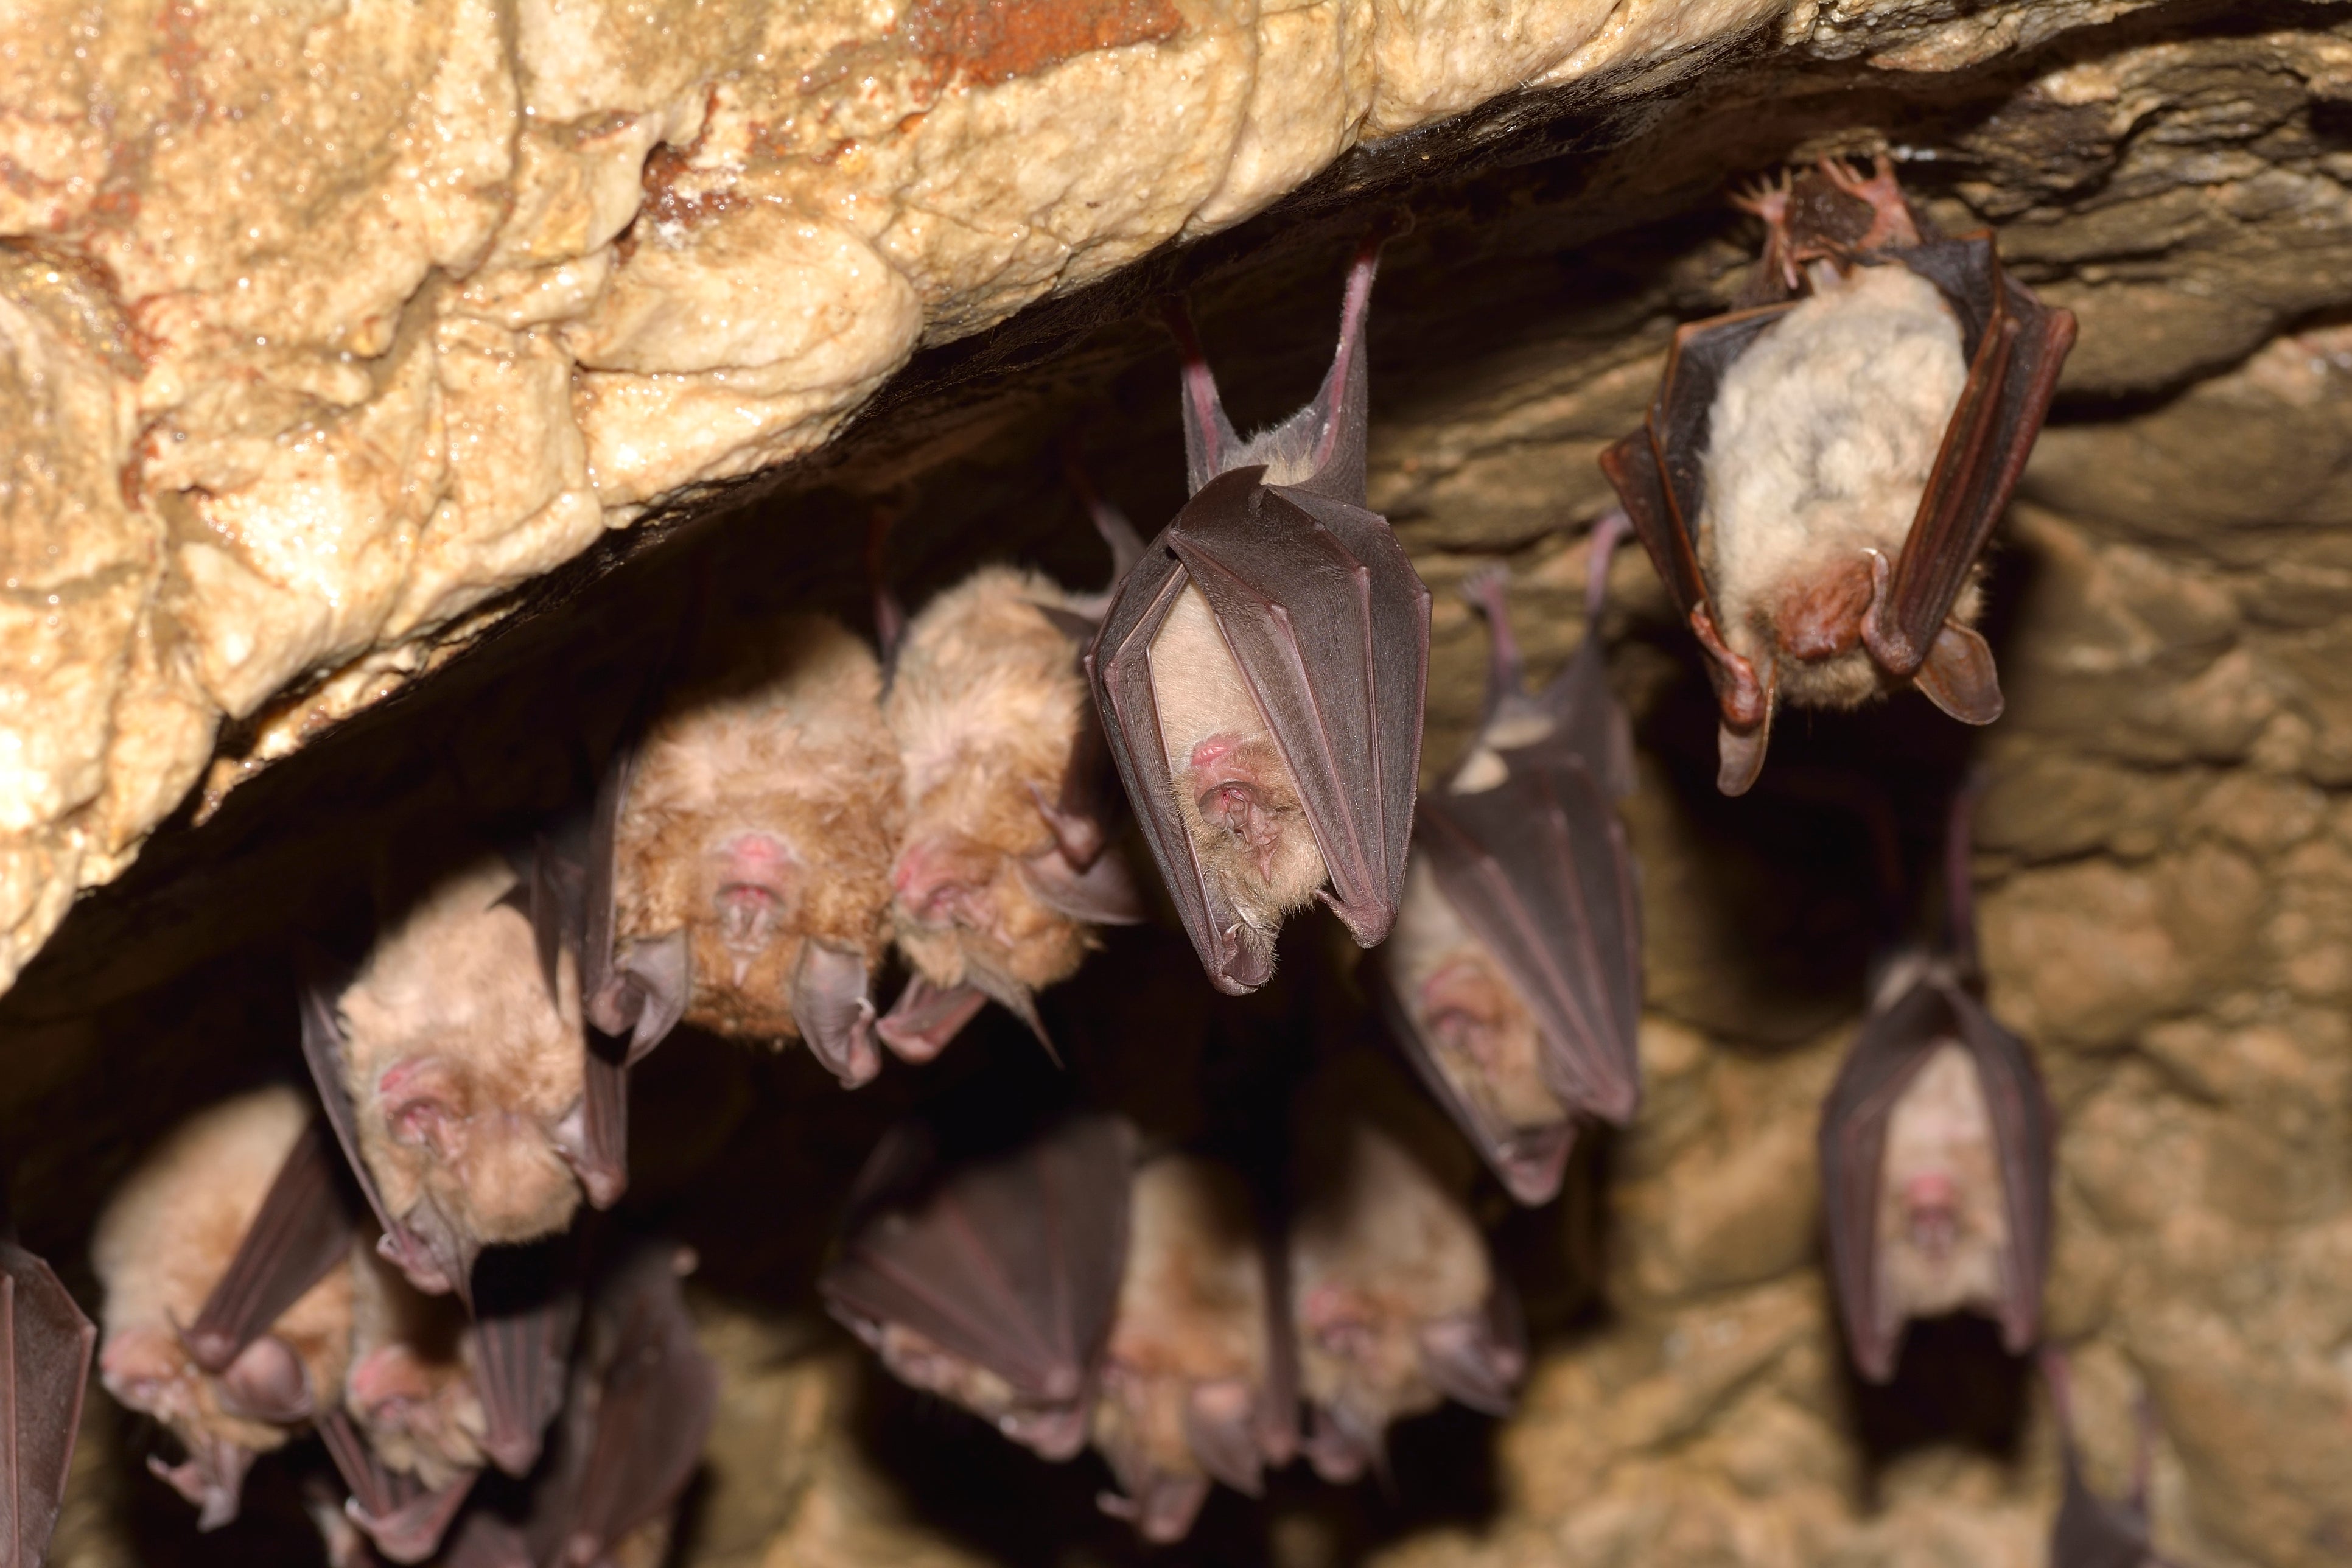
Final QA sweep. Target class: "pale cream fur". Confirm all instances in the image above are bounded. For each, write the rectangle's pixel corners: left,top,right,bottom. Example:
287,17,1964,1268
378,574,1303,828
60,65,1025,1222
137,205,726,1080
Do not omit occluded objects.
1876,1041,2009,1328
872,1321,1023,1428
1149,584,1328,933
1093,1155,1270,1488
91,1086,355,1457
346,1245,486,1487
884,567,1094,992
615,615,902,1040
1700,262,1972,709
1289,1119,1489,1430
337,855,584,1249
1386,855,1565,1132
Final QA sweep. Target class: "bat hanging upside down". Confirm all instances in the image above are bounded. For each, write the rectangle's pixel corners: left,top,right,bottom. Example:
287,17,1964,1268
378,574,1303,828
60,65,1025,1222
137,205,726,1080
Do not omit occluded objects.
0,1181,95,1568
1818,782,2053,1382
1377,517,1645,1205
1601,157,2077,795
1088,225,1432,995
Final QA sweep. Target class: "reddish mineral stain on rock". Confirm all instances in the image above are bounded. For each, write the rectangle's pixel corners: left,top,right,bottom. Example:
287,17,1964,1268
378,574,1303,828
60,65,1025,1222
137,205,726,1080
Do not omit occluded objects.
900,0,1186,88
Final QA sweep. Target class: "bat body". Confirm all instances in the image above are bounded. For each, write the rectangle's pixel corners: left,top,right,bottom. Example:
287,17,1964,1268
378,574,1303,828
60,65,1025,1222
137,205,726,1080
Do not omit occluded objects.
323,855,592,1297
1088,231,1430,994
1819,789,2053,1382
820,1113,1133,1462
1287,1060,1523,1482
1377,526,1643,1204
880,564,1142,1060
1,1208,95,1568
2043,1351,2175,1568
611,615,903,1085
1601,158,2077,795
91,1087,355,1529
1090,1153,1292,1542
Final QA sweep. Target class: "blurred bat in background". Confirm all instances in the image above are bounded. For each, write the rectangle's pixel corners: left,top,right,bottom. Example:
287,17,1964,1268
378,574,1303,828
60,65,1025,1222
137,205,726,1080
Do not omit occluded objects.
606,616,904,1087
1286,1055,1523,1482
1088,226,1431,995
1601,157,2076,795
1376,517,1643,1205
875,487,1146,1062
1090,1152,1293,1542
821,1112,1133,1461
1,1178,95,1568
93,1087,355,1530
2042,1349,2179,1568
1819,780,2053,1382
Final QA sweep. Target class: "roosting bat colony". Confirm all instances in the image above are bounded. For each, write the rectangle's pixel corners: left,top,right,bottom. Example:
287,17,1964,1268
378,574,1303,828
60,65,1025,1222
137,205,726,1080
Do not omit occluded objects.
4,162,2177,1568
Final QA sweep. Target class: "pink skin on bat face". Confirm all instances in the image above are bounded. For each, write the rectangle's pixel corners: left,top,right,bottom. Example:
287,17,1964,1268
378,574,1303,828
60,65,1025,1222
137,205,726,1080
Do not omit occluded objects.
1188,734,1289,881
1903,1170,1961,1261
712,831,799,952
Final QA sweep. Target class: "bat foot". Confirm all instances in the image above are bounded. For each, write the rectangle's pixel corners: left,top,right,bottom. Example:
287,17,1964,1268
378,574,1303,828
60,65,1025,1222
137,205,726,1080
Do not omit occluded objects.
1817,154,1920,250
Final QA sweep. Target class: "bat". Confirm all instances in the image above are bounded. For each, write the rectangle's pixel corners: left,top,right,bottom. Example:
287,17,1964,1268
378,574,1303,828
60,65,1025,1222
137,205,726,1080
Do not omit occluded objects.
1818,782,2053,1382
0,1182,96,1568
1600,157,2077,796
819,1111,1134,1461
91,1087,356,1529
1286,1057,1524,1482
1090,1152,1293,1544
606,614,905,1086
303,855,595,1303
875,489,1147,1060
1376,517,1644,1205
2042,1349,2177,1568
1087,226,1432,995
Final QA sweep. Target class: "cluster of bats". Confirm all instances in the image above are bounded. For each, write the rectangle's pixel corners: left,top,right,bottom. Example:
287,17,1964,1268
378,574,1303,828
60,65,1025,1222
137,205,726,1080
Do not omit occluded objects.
0,159,2179,1567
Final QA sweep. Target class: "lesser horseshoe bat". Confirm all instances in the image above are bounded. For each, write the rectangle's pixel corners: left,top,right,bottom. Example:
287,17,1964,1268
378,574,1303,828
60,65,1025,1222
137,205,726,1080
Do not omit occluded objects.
1819,783,2052,1382
1376,517,1644,1205
93,1087,355,1530
0,1184,94,1568
1090,1152,1294,1542
1601,158,2077,796
2043,1349,2179,1568
603,615,905,1087
1286,1057,1524,1482
819,1113,1134,1461
878,548,1145,1062
1088,227,1432,995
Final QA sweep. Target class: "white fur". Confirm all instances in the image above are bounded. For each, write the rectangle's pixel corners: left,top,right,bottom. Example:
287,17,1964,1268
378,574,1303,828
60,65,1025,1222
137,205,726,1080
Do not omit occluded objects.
1700,264,1967,705
1877,1041,2009,1326
1385,855,1563,1130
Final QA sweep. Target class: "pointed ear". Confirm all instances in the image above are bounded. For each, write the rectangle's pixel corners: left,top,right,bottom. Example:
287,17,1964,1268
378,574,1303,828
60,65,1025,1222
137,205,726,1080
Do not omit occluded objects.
587,930,690,1063
1019,844,1146,926
1164,296,1244,496
1717,716,1772,797
1914,622,2004,724
790,942,880,1087
1023,780,1105,871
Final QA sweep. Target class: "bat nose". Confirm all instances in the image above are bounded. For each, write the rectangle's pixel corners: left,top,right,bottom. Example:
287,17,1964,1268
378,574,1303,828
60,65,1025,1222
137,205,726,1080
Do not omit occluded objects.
893,839,988,923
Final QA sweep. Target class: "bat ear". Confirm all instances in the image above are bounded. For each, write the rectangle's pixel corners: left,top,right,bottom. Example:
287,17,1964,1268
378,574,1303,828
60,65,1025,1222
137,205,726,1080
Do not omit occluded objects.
875,976,988,1063
1164,296,1246,496
1023,779,1105,870
1300,1402,1378,1484
1019,844,1146,926
215,1334,313,1423
790,941,881,1087
1181,1379,1267,1496
1914,623,2003,725
589,929,690,1062
1716,718,1772,797
1414,1307,1525,1417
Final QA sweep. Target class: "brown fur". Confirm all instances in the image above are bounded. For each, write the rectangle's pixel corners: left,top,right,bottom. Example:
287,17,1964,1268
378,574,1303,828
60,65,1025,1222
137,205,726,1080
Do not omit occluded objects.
92,1087,355,1460
885,567,1096,994
615,615,902,1040
346,1246,486,1488
337,856,586,1252
1386,855,1565,1133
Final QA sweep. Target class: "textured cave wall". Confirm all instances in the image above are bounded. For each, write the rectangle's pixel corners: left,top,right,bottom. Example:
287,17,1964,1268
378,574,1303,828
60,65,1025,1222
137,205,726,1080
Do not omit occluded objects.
5,2,2352,1567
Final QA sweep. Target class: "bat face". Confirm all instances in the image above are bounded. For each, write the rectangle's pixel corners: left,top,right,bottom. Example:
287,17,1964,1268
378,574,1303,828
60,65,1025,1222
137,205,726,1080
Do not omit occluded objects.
1091,1155,1286,1543
614,615,903,1083
821,1113,1133,1461
1088,233,1430,995
1601,157,2077,795
881,565,1140,1060
1820,956,2053,1383
345,1247,488,1491
335,857,589,1275
91,1088,356,1530
1288,1113,1522,1482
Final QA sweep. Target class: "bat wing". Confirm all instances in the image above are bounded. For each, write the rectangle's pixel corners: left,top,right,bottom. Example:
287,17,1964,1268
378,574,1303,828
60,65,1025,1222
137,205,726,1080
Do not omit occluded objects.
1600,304,1794,634
0,1239,94,1568
298,971,461,1299
820,1115,1134,1421
1415,1280,1527,1418
1818,971,2052,1381
183,1116,359,1374
581,744,689,1066
467,1245,583,1479
1171,472,1428,950
1419,763,1643,1128
318,1409,479,1565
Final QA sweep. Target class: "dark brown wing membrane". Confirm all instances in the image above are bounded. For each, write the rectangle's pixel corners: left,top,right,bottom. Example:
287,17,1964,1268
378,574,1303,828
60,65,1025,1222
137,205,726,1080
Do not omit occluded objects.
467,1245,583,1480
1818,971,2053,1382
820,1115,1135,1413
1418,763,1643,1126
184,1116,359,1373
318,1409,480,1565
0,1238,94,1568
